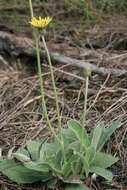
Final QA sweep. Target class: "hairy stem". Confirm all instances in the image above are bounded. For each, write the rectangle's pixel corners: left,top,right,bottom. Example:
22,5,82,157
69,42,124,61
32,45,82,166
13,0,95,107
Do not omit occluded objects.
42,35,66,163
80,76,89,152
28,0,60,145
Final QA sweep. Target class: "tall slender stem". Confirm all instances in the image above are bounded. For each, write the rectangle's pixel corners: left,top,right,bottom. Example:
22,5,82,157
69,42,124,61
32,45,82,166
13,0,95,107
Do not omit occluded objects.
28,0,59,144
80,76,89,152
82,76,89,127
28,0,66,164
35,30,59,143
29,0,34,18
42,35,66,163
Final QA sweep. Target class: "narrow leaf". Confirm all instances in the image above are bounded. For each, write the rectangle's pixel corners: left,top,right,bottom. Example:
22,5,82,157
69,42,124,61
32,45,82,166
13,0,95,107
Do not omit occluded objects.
91,122,104,150
89,130,94,144
39,138,48,160
12,153,30,162
85,146,96,164
97,122,121,151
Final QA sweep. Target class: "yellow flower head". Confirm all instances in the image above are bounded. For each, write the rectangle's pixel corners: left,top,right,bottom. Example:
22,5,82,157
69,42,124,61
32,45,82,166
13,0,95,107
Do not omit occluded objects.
29,16,52,28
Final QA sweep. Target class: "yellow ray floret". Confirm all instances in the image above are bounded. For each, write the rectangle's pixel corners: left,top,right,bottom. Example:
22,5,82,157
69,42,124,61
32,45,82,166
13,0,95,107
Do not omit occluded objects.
29,16,52,28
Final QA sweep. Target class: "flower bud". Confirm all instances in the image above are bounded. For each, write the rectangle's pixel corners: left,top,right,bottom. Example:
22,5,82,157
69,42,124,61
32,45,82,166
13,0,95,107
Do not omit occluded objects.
84,65,91,77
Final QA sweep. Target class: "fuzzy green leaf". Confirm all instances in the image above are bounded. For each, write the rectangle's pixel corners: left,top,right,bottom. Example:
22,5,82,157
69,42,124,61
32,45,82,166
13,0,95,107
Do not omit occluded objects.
44,141,63,172
67,120,89,148
39,138,48,161
18,148,30,157
63,154,79,179
0,159,47,183
91,152,119,168
26,140,41,160
24,160,49,173
45,148,62,171
41,161,62,175
67,141,80,153
12,153,30,162
97,122,121,151
76,153,89,177
91,122,104,151
85,146,96,164
62,128,78,148
89,166,113,181
55,149,63,169
45,141,60,158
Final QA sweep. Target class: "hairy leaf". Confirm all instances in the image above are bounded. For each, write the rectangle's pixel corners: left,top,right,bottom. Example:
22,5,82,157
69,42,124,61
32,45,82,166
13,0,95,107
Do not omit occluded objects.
85,146,96,164
97,122,121,151
89,166,113,181
63,154,79,179
67,140,80,152
91,122,104,151
39,138,48,161
45,141,60,158
24,160,49,173
26,140,41,160
77,152,89,177
91,152,119,168
0,159,46,183
12,153,30,162
18,148,30,157
67,120,89,148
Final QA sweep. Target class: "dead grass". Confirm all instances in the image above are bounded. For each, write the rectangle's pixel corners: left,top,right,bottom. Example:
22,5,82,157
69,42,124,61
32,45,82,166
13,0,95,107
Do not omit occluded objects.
0,0,127,189
0,56,127,189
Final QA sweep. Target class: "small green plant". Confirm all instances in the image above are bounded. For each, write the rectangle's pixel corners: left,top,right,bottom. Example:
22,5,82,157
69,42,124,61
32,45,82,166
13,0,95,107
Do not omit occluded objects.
0,0,122,189
0,121,121,189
